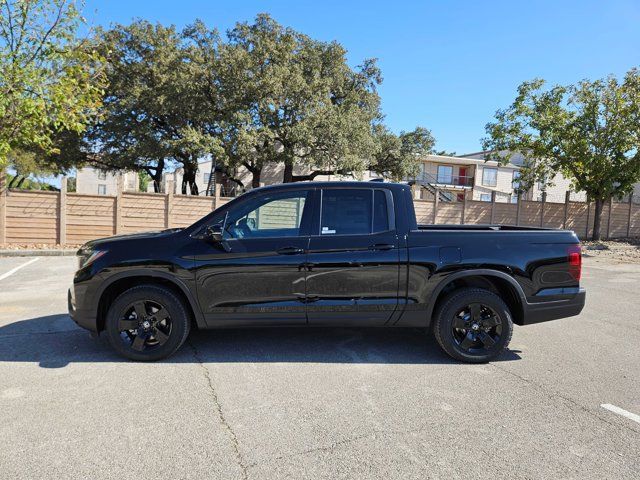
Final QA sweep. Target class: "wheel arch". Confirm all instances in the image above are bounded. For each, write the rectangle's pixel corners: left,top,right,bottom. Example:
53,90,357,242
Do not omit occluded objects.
95,270,206,332
427,269,526,326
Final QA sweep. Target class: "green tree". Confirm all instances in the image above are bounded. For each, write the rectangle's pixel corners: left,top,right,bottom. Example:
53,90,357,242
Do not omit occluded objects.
90,20,219,193
372,126,435,179
483,69,640,240
207,14,386,184
0,0,103,168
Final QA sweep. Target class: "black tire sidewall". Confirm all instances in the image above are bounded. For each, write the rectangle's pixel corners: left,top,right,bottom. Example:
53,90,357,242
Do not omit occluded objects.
434,288,513,363
105,285,190,361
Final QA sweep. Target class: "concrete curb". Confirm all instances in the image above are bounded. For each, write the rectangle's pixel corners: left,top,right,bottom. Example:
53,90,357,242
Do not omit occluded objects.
0,249,77,257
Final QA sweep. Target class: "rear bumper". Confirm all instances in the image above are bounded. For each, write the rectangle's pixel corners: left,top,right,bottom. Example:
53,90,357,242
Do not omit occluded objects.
520,287,586,325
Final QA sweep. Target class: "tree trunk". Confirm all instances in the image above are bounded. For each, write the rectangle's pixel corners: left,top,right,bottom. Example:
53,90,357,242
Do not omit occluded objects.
252,169,261,189
283,162,294,183
16,177,26,189
182,163,199,195
8,175,21,188
592,198,604,241
152,172,163,193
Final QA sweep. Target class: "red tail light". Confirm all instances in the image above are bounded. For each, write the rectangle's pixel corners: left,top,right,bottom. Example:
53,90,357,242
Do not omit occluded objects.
568,245,582,281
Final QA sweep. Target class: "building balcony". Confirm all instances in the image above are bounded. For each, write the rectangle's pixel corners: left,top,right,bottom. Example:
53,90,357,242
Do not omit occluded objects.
413,172,474,189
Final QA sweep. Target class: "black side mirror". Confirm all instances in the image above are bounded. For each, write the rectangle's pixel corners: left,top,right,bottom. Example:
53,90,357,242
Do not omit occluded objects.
204,224,223,243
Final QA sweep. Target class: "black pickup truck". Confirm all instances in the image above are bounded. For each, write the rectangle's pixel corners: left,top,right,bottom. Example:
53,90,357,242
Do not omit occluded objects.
69,181,585,363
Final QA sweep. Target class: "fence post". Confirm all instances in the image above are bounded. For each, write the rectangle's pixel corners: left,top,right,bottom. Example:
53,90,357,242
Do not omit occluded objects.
115,174,124,235
58,176,67,245
627,195,633,238
0,170,6,244
540,192,546,227
165,179,174,228
562,191,570,229
490,191,496,224
606,197,613,239
516,193,521,226
461,190,467,224
433,188,439,224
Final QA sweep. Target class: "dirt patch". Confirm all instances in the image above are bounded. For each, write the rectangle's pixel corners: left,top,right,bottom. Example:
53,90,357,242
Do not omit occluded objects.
581,238,640,264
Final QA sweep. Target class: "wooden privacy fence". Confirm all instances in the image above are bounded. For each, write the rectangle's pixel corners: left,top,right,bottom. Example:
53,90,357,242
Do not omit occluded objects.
0,178,639,245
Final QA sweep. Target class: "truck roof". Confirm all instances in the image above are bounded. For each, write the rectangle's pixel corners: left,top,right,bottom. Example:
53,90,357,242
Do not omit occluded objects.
252,180,409,193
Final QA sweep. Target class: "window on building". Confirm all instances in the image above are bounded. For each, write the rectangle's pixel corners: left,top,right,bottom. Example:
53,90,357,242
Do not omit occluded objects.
97,170,107,180
482,167,498,187
480,193,491,202
510,194,519,204
437,165,453,184
98,184,107,195
204,172,211,184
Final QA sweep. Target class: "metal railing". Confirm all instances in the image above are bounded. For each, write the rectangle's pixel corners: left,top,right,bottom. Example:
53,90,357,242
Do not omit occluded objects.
413,172,474,187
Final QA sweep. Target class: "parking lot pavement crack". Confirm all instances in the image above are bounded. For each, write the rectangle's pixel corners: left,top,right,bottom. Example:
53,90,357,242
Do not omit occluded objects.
490,362,640,435
188,341,249,480
246,426,430,470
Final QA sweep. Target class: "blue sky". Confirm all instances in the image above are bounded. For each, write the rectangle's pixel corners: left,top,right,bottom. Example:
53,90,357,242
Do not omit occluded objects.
84,0,640,155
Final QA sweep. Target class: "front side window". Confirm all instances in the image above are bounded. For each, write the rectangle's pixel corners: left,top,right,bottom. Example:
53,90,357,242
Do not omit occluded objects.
223,190,308,239
320,189,391,235
482,167,498,187
480,193,491,202
437,165,453,184
98,184,106,195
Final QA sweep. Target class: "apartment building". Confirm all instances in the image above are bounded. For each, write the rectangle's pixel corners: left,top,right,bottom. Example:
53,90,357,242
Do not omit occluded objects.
76,167,139,196
459,151,586,203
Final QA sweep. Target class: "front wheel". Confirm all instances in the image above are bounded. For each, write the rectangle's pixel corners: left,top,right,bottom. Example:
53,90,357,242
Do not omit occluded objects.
104,285,191,361
432,288,513,363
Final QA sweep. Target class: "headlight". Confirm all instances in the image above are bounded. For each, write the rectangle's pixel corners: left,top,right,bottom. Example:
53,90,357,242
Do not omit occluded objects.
77,249,107,269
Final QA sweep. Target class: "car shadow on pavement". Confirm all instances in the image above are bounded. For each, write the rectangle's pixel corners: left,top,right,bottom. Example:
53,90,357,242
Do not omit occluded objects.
0,314,522,368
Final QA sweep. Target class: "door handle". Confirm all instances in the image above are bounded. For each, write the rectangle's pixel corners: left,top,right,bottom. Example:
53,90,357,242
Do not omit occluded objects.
368,243,394,251
277,246,305,255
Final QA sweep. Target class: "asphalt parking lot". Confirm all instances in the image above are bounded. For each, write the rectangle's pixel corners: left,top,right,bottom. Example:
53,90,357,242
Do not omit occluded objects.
0,255,638,479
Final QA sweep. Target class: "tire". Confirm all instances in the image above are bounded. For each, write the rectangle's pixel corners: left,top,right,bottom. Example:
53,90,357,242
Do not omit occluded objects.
432,287,513,363
104,285,191,361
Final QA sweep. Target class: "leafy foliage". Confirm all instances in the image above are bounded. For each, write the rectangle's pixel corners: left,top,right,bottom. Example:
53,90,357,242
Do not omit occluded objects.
0,0,104,168
483,69,640,239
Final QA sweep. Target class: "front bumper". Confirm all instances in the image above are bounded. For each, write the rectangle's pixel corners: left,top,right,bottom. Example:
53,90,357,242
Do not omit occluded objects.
520,287,586,325
68,286,99,332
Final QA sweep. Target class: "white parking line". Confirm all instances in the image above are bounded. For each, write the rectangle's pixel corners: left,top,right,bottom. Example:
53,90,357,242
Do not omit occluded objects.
0,258,40,281
601,404,640,424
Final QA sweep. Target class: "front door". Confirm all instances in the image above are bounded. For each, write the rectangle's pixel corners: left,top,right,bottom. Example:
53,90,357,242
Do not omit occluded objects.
305,187,400,326
194,188,314,326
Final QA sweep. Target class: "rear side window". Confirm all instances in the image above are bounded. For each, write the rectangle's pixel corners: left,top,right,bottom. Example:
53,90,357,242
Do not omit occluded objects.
320,189,391,235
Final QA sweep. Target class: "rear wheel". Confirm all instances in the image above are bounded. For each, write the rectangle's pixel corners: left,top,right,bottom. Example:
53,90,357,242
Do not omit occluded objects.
433,288,513,363
104,285,191,361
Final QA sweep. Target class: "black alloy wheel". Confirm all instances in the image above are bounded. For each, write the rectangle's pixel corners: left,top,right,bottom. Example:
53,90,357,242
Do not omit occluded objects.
105,285,190,361
451,303,502,354
117,299,173,352
433,287,513,363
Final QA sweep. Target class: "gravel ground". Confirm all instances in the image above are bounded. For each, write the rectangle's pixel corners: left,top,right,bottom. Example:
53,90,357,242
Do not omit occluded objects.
582,238,640,264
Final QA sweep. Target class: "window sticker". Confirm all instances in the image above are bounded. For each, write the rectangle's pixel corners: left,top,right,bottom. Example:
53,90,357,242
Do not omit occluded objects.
321,226,336,234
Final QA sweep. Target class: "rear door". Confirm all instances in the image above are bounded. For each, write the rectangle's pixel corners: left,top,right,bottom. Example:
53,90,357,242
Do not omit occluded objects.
305,187,400,325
